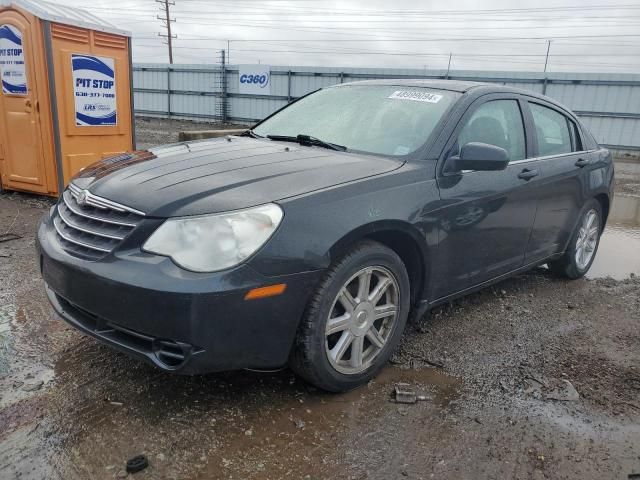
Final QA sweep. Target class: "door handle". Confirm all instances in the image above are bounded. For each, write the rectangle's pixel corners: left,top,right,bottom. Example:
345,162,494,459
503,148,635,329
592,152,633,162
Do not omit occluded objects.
24,99,32,112
518,168,539,180
575,158,590,168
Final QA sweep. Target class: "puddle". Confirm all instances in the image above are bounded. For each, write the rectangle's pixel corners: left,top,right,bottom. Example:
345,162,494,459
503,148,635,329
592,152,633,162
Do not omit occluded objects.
196,366,459,479
0,304,17,375
0,302,56,410
588,192,640,280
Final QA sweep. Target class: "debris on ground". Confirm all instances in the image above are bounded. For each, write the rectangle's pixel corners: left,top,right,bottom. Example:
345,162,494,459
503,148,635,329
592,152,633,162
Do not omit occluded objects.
393,383,429,404
0,233,21,243
21,381,44,392
545,379,581,402
125,454,149,474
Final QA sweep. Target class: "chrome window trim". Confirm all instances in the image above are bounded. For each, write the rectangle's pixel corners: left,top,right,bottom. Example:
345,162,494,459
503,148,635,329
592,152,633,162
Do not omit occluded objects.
509,149,593,165
443,148,596,176
68,183,146,217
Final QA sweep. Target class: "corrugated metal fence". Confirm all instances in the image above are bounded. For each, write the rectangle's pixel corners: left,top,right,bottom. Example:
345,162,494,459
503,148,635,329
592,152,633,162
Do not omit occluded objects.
133,64,640,151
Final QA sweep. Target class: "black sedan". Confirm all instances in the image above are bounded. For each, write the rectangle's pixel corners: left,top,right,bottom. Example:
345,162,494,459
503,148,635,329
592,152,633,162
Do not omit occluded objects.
37,80,614,392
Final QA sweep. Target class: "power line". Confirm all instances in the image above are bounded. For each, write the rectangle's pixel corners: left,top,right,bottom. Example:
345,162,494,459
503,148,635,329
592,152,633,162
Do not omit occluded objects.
134,33,640,42
131,43,640,58
84,3,640,15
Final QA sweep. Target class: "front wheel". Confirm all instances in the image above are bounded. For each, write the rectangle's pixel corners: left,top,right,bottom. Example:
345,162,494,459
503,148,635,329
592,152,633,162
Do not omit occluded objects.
548,199,603,279
289,241,411,392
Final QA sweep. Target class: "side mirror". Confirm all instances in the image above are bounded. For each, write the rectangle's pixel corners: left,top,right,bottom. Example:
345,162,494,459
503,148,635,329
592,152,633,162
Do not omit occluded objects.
450,142,510,172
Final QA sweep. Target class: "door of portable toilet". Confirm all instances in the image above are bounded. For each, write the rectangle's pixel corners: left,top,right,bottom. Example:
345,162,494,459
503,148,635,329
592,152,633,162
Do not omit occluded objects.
0,0,134,196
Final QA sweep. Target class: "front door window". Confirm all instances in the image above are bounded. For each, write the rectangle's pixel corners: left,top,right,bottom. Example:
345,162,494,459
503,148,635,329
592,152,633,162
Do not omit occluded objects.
456,99,526,162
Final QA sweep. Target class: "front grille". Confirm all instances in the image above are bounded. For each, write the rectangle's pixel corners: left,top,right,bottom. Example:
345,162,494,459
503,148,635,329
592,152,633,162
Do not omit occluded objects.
53,184,145,259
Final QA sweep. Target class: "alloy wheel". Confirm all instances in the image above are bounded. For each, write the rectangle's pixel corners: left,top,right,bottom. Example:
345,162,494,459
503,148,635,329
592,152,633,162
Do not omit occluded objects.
575,208,599,270
324,266,400,375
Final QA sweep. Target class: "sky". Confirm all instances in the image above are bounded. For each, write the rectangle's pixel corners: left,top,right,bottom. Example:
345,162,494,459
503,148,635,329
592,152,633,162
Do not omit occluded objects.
58,0,640,73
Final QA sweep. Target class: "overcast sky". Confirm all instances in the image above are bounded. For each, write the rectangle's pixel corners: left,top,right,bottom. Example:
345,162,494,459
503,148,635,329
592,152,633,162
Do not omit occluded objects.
59,0,640,73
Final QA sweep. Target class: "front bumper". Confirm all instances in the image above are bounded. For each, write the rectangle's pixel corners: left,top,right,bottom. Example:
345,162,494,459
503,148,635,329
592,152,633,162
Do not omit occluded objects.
37,209,322,374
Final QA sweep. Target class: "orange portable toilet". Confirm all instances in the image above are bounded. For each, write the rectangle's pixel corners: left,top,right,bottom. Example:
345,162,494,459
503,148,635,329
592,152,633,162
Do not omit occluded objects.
0,0,134,196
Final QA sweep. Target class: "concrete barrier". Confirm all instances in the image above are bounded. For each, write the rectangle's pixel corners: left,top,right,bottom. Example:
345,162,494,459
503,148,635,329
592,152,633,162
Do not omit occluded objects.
612,150,640,163
178,129,248,142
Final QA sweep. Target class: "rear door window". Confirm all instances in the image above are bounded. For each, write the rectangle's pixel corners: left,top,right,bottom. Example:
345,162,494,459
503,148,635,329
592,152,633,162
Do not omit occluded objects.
530,103,576,156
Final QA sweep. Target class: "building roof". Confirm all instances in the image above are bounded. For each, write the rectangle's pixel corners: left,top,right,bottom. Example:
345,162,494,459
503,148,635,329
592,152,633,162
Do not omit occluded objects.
0,0,131,37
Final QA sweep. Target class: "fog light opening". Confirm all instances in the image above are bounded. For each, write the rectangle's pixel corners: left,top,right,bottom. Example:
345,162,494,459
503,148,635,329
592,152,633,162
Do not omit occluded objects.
152,339,191,368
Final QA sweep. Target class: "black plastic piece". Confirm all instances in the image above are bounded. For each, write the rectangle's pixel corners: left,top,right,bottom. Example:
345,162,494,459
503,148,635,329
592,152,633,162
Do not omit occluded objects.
126,455,149,474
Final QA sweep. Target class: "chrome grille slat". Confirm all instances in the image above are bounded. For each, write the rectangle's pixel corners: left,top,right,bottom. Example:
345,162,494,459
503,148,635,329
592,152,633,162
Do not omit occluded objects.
62,191,139,227
53,216,112,253
54,185,145,260
57,203,127,240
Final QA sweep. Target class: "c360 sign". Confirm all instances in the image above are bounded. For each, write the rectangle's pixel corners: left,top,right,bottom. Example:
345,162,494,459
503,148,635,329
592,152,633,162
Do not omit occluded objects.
238,65,271,95
240,73,269,87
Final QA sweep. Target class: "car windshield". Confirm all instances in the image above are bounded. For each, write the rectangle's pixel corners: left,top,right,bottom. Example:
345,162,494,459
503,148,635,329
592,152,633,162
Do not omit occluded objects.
253,85,460,156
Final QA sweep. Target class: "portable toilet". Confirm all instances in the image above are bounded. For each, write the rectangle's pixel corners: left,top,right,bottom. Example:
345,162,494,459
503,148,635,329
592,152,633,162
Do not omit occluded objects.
0,0,134,196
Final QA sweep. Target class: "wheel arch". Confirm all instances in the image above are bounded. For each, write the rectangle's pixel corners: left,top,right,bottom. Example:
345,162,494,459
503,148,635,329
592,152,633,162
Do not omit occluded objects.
327,221,430,307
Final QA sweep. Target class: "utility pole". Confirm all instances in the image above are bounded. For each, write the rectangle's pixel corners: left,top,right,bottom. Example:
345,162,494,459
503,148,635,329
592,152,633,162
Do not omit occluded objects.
227,40,230,65
446,53,452,79
543,40,551,73
157,0,176,64
218,49,228,124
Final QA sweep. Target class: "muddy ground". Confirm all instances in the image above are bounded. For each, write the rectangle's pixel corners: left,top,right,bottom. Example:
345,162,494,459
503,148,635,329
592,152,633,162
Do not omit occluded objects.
0,121,639,479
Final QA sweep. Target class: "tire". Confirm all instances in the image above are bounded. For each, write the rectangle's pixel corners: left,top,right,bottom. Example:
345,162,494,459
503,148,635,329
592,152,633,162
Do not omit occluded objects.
548,199,603,279
289,240,411,392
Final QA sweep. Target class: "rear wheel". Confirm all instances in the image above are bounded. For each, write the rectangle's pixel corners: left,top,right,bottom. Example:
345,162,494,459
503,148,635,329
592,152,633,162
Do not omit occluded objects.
548,199,603,279
290,241,410,392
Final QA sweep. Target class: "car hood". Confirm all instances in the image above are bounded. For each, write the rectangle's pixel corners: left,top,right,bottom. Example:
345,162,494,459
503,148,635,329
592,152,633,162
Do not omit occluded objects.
72,137,404,217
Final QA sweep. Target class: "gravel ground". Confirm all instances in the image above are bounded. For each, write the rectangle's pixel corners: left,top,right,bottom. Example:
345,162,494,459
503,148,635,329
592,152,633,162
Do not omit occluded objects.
0,121,639,479
135,117,246,150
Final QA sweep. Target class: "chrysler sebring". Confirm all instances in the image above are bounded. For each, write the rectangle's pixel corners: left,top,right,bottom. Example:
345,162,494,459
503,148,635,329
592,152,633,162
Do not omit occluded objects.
37,80,613,392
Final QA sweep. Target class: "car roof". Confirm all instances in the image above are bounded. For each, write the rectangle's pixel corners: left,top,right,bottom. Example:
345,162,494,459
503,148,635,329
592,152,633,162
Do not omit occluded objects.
337,79,486,93
333,78,573,115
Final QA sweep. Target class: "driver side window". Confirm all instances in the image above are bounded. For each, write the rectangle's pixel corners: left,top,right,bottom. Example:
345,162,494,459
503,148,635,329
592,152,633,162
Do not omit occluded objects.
454,99,526,162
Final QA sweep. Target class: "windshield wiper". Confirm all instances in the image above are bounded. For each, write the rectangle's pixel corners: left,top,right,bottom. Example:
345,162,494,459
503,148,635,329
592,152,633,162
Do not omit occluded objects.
243,129,263,138
266,134,347,152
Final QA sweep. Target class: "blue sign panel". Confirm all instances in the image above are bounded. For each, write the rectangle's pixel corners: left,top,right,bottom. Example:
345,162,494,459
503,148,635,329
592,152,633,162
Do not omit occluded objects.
0,24,27,95
72,54,117,127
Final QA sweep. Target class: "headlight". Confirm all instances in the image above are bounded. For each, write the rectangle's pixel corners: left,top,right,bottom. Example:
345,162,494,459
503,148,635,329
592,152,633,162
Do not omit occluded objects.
143,203,283,272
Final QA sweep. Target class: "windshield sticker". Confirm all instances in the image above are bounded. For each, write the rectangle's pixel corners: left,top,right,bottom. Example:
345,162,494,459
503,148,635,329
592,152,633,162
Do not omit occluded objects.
388,90,442,103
